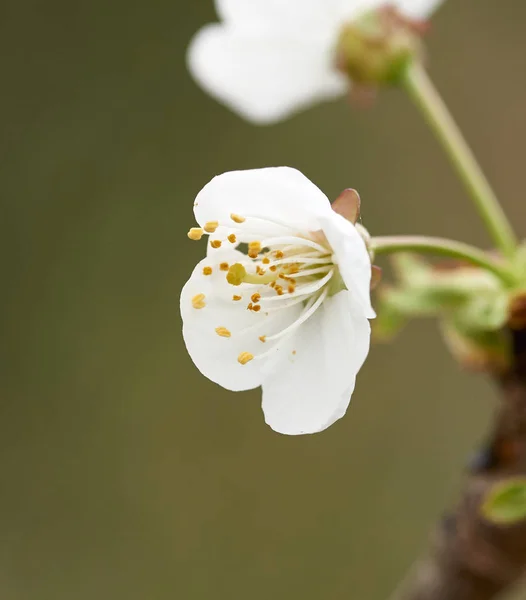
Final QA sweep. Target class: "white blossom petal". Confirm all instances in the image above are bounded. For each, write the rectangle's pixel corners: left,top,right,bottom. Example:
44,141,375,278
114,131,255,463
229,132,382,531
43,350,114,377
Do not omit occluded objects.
187,24,346,125
261,290,371,435
319,212,375,318
194,167,334,233
214,0,369,36
214,0,439,35
181,249,303,391
182,168,375,434
395,0,444,19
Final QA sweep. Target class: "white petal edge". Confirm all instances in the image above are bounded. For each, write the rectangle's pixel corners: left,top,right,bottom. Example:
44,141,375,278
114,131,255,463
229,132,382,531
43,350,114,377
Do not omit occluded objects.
187,24,347,125
193,167,334,234
319,211,375,319
261,290,371,435
214,0,365,37
395,0,445,19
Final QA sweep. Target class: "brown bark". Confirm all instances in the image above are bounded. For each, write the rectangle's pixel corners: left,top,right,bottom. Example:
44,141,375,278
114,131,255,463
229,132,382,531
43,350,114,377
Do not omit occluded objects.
395,328,526,600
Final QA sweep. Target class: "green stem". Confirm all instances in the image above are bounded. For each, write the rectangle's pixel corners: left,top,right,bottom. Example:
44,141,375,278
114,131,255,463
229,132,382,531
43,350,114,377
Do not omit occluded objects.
372,235,516,285
403,63,517,259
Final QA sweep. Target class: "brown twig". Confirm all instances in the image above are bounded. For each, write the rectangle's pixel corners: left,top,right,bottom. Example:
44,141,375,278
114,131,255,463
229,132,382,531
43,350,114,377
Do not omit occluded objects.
393,326,526,600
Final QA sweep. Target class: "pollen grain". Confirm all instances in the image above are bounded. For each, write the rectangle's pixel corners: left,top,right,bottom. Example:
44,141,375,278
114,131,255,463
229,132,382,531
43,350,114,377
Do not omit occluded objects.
215,327,231,338
238,352,254,365
192,294,206,309
204,221,219,233
187,228,203,240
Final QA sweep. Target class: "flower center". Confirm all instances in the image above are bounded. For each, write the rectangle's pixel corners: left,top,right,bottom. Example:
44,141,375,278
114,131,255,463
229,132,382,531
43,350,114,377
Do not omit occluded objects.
188,212,342,364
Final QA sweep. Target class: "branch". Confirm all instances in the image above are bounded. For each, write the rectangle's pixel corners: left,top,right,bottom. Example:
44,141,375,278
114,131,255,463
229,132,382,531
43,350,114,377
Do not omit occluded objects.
392,326,526,600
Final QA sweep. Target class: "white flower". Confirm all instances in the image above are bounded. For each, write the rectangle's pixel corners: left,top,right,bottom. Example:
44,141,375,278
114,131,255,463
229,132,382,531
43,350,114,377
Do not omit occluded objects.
187,0,444,124
180,167,375,435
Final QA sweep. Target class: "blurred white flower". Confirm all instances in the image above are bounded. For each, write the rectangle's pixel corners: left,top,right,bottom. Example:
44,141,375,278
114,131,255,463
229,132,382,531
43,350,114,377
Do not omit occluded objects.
180,167,374,435
187,0,444,124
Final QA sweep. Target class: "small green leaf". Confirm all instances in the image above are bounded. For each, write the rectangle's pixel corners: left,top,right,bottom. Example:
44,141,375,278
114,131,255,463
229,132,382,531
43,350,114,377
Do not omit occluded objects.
482,478,526,525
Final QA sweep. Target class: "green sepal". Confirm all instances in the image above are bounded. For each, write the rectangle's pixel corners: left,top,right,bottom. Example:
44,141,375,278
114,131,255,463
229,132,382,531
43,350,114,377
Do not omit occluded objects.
481,478,526,525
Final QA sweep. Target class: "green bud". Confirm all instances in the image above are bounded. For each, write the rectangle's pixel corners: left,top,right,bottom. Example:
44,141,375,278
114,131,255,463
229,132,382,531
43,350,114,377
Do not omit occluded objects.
335,7,423,86
441,320,511,374
374,253,513,371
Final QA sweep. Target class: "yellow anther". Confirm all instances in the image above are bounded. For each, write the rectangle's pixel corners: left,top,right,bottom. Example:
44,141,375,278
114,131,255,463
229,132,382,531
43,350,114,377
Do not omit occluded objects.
278,273,287,280
252,304,261,312
219,262,229,271
289,265,299,275
292,350,297,356
227,234,237,244
269,265,277,272
232,295,242,301
227,263,246,286
204,221,219,233
275,250,284,259
251,293,261,303
288,285,295,294
210,240,222,249
231,213,246,224
259,336,267,343
248,241,262,258
247,303,254,311
215,327,231,338
202,266,213,276
187,227,204,240
192,293,206,309
262,257,270,264
275,285,284,296
256,265,266,275
238,352,254,365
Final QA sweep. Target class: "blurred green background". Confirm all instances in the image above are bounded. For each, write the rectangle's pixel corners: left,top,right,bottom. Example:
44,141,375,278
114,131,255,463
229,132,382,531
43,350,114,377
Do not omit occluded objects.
2,0,526,598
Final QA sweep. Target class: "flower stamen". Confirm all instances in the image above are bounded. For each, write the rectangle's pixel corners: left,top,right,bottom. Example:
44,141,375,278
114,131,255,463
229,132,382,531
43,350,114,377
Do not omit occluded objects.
215,327,231,338
238,352,254,365
204,221,219,233
192,294,206,309
188,228,204,240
